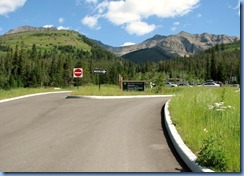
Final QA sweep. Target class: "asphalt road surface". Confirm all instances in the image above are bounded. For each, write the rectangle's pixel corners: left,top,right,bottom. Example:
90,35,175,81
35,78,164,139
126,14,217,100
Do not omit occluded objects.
0,93,188,172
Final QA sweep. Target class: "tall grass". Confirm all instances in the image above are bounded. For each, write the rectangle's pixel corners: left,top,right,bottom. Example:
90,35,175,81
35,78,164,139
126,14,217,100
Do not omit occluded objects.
169,87,240,172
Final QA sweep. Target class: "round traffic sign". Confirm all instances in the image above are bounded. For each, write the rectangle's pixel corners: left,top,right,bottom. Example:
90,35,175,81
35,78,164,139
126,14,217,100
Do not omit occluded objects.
73,68,83,78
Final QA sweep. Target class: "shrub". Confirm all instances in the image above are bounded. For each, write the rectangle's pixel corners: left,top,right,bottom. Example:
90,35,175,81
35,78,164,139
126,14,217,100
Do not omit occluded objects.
197,135,228,172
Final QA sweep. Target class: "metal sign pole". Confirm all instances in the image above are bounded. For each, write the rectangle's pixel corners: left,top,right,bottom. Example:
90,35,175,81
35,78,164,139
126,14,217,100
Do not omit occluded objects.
98,74,101,91
93,68,107,91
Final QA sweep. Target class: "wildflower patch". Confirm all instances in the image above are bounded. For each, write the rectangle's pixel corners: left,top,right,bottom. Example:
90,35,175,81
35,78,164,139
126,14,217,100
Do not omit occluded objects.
208,102,234,111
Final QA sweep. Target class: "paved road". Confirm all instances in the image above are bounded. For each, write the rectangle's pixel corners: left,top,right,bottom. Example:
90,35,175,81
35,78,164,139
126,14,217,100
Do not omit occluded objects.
0,93,188,172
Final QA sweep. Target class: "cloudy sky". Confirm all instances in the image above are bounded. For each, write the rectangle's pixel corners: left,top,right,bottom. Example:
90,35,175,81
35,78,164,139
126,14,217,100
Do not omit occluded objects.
0,0,241,46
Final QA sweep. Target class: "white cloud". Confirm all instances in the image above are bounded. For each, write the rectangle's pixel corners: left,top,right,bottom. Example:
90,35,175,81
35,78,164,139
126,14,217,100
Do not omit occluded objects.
59,18,64,24
0,0,26,16
85,0,98,4
196,13,202,18
171,21,180,31
125,21,156,36
43,24,54,28
81,15,100,29
57,26,69,30
234,0,240,16
82,0,200,35
95,0,109,14
173,22,180,26
121,42,136,46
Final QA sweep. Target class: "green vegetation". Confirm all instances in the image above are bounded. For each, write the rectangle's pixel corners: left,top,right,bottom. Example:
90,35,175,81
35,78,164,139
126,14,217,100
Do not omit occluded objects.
169,87,240,172
135,41,240,86
0,30,136,89
0,30,91,52
0,30,240,172
0,29,240,90
71,84,155,96
0,87,64,100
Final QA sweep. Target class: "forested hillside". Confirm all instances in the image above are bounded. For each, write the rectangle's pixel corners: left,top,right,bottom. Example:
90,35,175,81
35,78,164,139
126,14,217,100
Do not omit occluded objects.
0,28,240,90
135,42,240,86
0,30,135,89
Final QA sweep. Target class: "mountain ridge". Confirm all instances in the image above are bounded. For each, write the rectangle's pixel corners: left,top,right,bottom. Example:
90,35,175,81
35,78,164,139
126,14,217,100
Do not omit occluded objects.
94,31,239,63
4,25,58,35
3,26,240,63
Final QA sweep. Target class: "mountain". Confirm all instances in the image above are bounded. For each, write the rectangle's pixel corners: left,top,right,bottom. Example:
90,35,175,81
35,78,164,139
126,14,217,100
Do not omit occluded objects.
4,25,58,35
95,31,240,63
2,26,240,64
0,26,132,89
1,26,92,52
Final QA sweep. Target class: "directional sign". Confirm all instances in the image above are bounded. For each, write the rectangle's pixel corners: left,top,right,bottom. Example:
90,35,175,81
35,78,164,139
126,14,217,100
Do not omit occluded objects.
93,69,107,74
73,68,83,78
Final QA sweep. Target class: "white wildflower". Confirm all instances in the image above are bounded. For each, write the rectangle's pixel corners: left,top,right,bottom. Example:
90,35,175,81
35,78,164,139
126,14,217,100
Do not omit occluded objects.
208,105,215,109
216,109,224,111
214,102,224,107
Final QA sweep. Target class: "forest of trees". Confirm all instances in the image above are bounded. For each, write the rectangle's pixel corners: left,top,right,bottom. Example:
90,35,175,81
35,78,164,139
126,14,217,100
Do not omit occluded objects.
0,40,240,90
135,42,240,86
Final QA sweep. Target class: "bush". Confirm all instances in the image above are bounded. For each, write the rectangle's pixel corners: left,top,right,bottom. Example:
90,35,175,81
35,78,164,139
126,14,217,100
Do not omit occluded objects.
197,135,228,172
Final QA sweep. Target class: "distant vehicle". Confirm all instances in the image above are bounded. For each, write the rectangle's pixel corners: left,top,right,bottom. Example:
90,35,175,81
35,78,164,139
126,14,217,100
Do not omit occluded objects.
203,81,220,87
165,82,178,87
178,83,191,87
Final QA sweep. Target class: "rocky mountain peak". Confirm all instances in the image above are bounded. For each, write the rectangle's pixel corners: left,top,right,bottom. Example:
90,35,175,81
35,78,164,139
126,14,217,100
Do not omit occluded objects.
4,25,57,35
101,32,240,61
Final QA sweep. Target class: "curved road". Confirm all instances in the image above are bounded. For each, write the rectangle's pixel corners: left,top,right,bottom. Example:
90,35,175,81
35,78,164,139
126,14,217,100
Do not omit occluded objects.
0,92,188,172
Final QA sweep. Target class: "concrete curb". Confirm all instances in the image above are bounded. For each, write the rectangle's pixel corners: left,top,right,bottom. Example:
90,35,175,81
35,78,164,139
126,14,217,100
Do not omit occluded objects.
164,100,214,172
67,95,173,99
0,91,72,104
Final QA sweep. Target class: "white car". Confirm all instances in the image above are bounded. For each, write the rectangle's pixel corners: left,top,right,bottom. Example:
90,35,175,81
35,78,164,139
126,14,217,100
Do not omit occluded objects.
165,82,178,87
203,82,220,87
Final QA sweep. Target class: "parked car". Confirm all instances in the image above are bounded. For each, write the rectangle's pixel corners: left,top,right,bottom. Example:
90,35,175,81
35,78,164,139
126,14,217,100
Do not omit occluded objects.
203,81,220,87
165,82,178,87
178,83,191,87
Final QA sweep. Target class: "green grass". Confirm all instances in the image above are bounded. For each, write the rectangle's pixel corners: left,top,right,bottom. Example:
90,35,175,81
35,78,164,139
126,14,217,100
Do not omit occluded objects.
0,87,65,100
169,87,240,172
0,30,91,52
71,84,156,96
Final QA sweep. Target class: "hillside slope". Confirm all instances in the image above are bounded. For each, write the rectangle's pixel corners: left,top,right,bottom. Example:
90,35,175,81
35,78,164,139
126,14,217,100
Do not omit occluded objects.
0,26,134,89
0,26,91,51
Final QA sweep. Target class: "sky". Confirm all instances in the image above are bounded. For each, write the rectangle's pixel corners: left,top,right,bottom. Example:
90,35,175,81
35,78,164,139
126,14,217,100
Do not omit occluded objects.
0,0,241,47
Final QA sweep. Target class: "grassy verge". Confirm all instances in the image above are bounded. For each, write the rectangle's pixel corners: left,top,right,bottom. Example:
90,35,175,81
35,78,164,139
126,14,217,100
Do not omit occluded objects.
169,87,240,172
0,87,65,100
71,84,157,96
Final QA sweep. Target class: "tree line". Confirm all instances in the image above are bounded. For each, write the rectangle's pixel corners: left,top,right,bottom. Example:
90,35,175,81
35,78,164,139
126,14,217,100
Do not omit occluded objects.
0,41,240,90
135,42,240,86
0,41,135,89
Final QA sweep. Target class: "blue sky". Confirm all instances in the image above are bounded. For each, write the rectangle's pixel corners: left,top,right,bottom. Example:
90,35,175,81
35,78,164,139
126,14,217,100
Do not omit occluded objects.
0,0,241,47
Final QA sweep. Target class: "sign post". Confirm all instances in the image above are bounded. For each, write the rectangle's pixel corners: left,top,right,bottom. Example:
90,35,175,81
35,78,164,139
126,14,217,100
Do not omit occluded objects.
93,68,107,90
73,68,83,89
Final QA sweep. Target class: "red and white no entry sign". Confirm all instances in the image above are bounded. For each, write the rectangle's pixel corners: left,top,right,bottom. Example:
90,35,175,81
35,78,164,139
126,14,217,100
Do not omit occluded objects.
73,68,83,78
